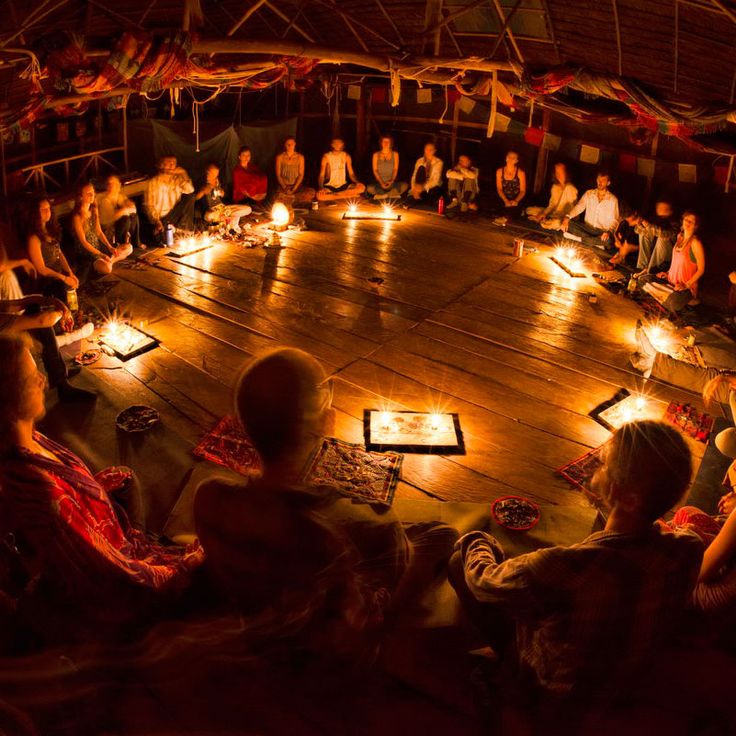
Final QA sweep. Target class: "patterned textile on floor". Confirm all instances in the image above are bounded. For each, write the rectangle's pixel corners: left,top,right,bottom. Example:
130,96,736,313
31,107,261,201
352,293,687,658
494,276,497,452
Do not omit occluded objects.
664,402,713,442
557,443,607,497
192,416,262,477
304,438,402,506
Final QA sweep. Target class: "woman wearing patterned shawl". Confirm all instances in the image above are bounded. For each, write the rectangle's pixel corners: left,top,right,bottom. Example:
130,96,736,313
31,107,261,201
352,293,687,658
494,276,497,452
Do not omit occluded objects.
0,333,203,636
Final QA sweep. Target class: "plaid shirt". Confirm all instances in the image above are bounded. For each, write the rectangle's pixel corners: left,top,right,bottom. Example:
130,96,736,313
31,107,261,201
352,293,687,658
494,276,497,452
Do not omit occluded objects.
458,526,703,696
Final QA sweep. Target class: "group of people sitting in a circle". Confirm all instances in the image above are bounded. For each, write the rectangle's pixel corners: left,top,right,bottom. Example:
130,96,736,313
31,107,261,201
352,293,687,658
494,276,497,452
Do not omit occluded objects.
1,334,736,729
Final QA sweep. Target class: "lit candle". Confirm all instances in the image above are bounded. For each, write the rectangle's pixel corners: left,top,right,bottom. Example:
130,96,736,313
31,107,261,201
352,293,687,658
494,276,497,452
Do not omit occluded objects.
348,203,359,215
566,247,576,263
380,411,391,430
635,396,646,412
271,202,290,228
430,413,442,431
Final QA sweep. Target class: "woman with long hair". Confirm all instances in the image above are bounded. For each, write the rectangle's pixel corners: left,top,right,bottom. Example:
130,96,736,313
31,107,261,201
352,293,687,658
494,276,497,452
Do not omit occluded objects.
0,334,203,638
367,135,407,201
70,183,132,278
25,197,78,301
274,136,315,205
493,150,527,222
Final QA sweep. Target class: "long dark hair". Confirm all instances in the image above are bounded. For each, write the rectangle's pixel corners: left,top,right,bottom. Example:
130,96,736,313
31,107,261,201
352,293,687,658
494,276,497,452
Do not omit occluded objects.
25,197,61,242
72,183,97,221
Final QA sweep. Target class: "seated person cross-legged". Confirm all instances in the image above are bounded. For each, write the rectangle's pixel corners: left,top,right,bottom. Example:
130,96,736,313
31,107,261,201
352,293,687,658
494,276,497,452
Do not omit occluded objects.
1,242,93,403
634,199,679,277
274,136,316,205
560,170,619,249
25,197,79,302
231,146,268,207
194,348,410,612
196,163,252,233
98,174,144,250
144,156,196,242
492,150,527,222
526,162,577,230
446,154,479,213
405,141,443,209
609,206,640,266
317,138,365,202
641,211,705,313
0,334,204,638
70,183,132,278
449,420,703,719
366,135,408,201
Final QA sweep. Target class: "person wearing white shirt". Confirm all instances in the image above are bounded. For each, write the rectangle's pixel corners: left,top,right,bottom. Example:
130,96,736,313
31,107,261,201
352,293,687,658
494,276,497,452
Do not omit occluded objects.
560,171,619,248
144,156,196,240
526,162,578,230
405,141,444,208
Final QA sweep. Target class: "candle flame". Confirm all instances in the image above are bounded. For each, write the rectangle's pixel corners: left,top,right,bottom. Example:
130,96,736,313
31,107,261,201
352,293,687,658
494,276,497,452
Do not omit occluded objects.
271,202,290,228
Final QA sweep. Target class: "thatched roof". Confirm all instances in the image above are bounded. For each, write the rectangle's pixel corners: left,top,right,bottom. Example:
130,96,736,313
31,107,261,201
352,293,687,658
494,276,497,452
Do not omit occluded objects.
1,0,736,151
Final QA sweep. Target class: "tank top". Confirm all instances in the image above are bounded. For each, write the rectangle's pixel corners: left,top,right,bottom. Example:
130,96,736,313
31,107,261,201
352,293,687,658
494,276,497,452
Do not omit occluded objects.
76,209,100,253
279,154,301,187
668,235,699,288
325,151,347,188
41,235,63,272
501,166,520,201
376,153,394,183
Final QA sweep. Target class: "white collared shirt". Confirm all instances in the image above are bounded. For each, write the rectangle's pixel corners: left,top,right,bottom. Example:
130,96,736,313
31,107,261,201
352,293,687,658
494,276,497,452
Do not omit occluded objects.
544,182,578,218
567,188,619,231
411,156,444,191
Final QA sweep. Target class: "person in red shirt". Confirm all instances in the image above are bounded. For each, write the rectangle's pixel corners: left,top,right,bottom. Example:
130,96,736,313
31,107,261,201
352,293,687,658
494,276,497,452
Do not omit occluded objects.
231,146,268,206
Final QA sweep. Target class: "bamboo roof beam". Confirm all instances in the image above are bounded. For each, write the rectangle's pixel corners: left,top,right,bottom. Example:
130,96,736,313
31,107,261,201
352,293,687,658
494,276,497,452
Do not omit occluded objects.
192,37,516,74
374,0,405,46
415,0,492,41
227,0,268,36
488,0,523,58
263,0,314,42
490,0,524,63
312,0,402,51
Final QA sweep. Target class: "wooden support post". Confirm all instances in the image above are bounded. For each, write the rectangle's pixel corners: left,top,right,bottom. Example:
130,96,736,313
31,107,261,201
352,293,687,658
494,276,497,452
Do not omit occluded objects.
122,100,129,172
450,99,460,163
0,132,6,199
674,0,679,93
356,86,368,163
643,132,659,206
533,108,550,195
423,0,444,56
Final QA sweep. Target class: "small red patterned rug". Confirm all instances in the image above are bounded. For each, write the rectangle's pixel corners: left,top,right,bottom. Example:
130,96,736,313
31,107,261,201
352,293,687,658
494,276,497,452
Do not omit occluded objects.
192,415,262,477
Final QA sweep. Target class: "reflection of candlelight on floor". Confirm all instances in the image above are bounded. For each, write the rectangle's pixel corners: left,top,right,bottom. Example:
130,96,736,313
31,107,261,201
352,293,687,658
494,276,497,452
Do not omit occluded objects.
550,246,586,278
99,319,159,360
343,201,402,221
169,232,214,257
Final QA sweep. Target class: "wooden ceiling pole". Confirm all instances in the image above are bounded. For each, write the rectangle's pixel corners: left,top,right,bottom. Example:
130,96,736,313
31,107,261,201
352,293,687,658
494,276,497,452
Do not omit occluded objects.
674,0,679,93
312,0,400,50
415,0,492,41
490,0,524,63
374,0,405,46
611,0,622,76
488,0,523,58
227,0,268,36
538,0,561,64
138,0,158,24
193,37,515,73
710,0,736,23
264,1,315,42
423,0,443,55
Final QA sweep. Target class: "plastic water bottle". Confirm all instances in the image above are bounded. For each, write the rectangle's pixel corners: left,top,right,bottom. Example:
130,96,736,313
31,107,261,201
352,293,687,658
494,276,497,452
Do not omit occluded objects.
437,196,445,215
165,224,175,246
66,287,78,312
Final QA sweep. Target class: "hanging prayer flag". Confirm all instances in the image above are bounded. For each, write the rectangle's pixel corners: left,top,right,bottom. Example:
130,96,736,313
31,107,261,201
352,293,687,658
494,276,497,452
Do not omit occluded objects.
56,122,69,142
1,128,14,145
19,128,31,144
618,153,636,173
524,127,544,147
447,88,461,104
416,88,432,104
678,164,697,183
637,157,655,178
495,113,511,133
74,120,86,138
372,87,387,103
579,144,600,165
542,132,561,151
347,85,362,100
459,96,476,114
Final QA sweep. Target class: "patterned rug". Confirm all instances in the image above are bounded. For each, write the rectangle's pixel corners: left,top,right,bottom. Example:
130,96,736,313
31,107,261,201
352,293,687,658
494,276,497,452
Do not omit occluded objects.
303,438,402,506
664,402,713,443
193,418,402,505
557,443,607,496
192,415,262,477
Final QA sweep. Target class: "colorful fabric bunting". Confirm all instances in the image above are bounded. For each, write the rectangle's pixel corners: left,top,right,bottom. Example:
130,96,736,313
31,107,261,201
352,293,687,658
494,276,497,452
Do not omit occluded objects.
618,153,637,173
579,144,600,164
347,85,362,100
416,88,432,104
637,157,655,178
678,164,697,183
542,132,561,151
524,127,544,146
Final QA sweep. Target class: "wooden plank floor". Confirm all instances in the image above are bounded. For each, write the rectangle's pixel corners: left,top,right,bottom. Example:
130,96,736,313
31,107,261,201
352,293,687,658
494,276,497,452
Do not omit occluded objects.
75,205,710,512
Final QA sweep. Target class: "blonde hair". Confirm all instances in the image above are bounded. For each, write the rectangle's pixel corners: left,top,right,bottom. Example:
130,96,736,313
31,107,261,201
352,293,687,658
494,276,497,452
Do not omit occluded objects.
604,420,691,520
